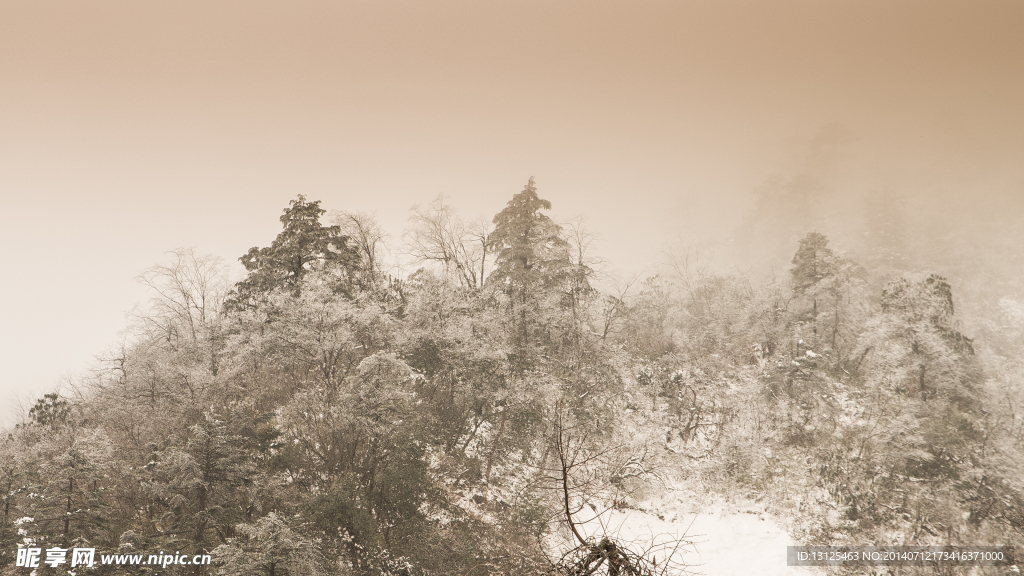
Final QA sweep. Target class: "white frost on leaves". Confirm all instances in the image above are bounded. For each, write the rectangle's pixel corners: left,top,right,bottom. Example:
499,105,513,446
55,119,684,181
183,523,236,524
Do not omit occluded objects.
999,298,1024,326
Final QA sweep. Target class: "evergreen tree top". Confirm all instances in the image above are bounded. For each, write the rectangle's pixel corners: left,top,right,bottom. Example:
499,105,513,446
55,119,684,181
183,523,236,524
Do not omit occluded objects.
228,195,360,308
486,178,569,288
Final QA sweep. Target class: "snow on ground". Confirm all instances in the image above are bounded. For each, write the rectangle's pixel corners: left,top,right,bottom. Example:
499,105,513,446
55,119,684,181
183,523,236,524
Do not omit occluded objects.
680,505,822,576
566,494,824,576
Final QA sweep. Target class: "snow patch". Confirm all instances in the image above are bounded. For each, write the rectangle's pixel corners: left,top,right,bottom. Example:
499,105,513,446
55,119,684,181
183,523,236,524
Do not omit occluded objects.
561,495,824,576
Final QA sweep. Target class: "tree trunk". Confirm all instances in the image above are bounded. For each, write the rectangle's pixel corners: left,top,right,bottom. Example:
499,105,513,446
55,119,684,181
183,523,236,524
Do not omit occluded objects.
484,411,507,483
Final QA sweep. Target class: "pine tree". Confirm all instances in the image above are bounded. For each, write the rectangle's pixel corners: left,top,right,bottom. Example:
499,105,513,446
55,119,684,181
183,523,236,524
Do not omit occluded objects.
789,232,868,365
486,178,571,358
213,513,323,576
141,415,254,556
791,231,837,296
228,196,360,309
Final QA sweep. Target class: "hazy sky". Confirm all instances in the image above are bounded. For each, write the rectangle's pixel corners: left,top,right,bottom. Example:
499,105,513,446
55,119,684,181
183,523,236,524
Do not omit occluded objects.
2,0,1023,425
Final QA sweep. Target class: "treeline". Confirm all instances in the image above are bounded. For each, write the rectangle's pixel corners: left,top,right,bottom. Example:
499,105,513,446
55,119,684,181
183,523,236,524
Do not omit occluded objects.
2,181,1023,575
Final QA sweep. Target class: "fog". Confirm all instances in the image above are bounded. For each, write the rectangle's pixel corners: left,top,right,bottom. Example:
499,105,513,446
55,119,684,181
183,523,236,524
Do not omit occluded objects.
1,0,1022,425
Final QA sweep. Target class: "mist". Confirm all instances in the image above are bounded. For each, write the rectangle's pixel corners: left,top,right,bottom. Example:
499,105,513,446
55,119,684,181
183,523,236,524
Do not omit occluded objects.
2,0,1023,429
3,5,1024,571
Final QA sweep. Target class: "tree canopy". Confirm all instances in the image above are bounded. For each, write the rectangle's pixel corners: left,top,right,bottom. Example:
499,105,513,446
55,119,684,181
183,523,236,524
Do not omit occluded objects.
229,195,360,308
4,190,1023,576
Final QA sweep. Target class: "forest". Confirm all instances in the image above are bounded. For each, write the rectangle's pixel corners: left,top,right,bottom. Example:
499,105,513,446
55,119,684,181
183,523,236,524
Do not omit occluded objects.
2,177,1023,576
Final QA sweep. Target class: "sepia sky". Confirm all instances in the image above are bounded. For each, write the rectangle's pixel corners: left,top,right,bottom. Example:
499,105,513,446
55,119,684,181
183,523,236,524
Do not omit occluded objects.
2,0,1023,425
